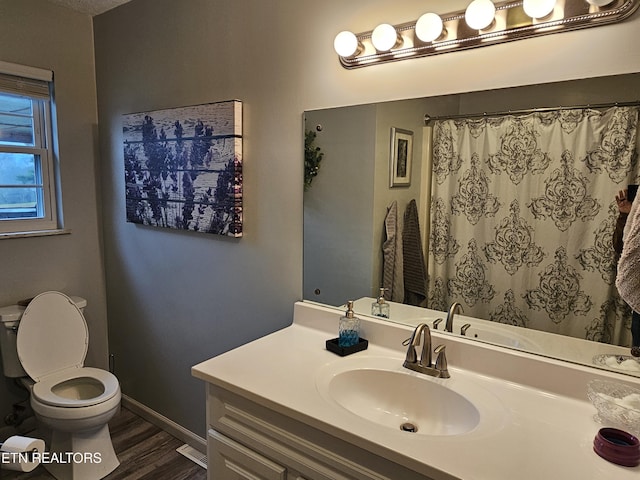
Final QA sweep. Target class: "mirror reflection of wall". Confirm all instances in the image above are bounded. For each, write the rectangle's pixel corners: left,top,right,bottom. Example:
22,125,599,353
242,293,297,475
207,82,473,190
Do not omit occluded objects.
304,101,426,307
303,72,640,352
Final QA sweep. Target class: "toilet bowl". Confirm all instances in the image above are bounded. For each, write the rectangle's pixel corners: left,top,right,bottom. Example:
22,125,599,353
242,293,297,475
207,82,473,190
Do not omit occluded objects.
12,291,121,480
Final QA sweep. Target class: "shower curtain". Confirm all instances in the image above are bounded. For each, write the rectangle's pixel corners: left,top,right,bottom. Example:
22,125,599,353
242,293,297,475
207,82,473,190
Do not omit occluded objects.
427,106,640,346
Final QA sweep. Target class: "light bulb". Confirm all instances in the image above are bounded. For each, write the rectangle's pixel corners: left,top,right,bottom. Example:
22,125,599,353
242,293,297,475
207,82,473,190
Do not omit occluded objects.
415,13,444,43
333,31,361,58
371,23,400,52
523,0,556,18
586,0,614,6
465,0,496,30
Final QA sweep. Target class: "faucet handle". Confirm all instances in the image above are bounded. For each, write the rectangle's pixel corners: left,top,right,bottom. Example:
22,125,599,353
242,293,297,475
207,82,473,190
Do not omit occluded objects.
460,323,471,336
433,345,450,378
402,328,419,363
433,318,443,330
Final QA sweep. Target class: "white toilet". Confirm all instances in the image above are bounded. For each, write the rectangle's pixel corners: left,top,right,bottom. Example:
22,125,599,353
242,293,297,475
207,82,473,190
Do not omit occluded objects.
0,291,120,480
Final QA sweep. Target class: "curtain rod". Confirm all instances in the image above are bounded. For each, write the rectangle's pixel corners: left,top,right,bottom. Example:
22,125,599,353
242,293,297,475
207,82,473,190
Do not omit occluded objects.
424,100,640,125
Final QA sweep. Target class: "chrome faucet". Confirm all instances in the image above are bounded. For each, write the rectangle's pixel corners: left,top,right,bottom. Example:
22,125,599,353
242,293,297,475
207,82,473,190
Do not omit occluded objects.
402,323,450,378
445,302,464,333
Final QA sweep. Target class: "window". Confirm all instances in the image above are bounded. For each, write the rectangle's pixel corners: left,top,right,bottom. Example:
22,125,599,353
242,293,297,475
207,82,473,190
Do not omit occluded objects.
0,62,59,235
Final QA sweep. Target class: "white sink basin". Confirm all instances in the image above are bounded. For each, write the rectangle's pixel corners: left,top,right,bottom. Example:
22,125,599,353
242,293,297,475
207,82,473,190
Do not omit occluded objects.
327,368,479,435
316,356,503,437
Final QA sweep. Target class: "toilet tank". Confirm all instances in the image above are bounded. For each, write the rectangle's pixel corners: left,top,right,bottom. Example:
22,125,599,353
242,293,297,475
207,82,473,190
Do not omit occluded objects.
0,296,87,378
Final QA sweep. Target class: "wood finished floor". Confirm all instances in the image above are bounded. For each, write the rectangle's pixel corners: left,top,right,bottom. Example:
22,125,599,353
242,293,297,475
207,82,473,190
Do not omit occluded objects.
0,406,207,480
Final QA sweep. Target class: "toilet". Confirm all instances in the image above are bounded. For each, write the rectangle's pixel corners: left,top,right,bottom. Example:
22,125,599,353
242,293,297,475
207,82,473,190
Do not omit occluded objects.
0,291,120,480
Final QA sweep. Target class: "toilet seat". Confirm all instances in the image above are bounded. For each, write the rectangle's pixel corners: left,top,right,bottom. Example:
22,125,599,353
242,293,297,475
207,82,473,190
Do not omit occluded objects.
32,367,120,408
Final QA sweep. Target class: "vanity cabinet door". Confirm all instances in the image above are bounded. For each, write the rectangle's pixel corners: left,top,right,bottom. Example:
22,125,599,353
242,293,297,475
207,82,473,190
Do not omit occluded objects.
207,385,431,480
210,429,287,480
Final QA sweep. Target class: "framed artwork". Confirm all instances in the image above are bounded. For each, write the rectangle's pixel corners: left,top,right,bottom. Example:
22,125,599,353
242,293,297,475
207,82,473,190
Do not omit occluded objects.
389,127,413,188
123,100,243,237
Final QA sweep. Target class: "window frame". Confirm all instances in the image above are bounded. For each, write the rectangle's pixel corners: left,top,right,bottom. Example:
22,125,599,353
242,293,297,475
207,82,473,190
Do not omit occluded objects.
0,62,60,236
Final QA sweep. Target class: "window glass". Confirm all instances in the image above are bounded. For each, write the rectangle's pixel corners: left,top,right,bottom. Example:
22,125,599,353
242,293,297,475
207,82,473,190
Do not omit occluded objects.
0,94,34,146
0,152,41,220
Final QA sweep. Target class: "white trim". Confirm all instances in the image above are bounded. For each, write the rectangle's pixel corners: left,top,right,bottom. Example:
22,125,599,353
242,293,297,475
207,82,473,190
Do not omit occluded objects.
121,394,207,454
0,60,52,82
0,228,71,240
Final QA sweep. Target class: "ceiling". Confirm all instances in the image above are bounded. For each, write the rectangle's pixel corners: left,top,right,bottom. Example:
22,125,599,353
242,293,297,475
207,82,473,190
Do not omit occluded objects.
45,0,132,16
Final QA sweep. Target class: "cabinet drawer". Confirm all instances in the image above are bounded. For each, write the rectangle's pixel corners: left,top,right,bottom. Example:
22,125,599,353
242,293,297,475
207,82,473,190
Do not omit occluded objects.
210,429,286,480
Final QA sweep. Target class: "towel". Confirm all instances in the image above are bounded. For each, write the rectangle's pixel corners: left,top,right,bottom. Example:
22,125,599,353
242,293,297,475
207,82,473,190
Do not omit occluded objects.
617,199,640,312
382,201,404,303
402,199,428,306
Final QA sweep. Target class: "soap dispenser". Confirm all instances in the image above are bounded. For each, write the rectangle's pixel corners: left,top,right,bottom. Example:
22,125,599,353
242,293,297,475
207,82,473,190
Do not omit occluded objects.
339,301,360,347
371,288,390,318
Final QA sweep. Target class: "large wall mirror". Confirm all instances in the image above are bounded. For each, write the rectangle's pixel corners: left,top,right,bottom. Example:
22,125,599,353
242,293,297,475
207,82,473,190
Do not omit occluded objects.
303,72,640,378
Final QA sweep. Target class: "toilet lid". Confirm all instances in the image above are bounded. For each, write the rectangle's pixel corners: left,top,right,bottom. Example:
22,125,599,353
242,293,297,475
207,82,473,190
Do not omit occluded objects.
16,291,88,382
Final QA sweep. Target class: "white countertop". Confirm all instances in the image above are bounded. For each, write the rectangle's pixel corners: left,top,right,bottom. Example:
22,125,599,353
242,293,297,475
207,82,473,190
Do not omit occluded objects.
192,301,640,480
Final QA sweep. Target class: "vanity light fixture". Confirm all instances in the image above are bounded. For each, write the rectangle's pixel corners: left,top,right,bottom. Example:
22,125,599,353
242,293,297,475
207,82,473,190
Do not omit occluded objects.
334,0,640,68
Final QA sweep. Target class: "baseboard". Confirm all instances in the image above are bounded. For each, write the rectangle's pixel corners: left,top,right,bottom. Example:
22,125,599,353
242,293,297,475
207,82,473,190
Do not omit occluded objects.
121,395,206,454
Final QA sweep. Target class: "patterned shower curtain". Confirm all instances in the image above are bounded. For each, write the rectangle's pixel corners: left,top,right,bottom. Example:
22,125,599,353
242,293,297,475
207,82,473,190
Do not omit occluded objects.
427,106,640,346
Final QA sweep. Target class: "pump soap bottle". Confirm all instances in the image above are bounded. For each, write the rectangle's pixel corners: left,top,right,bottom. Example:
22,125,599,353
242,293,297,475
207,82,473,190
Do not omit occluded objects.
371,288,390,318
339,301,360,348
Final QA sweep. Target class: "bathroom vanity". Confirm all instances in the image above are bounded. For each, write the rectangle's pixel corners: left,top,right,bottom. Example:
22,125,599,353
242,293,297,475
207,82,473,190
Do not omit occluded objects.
192,302,640,480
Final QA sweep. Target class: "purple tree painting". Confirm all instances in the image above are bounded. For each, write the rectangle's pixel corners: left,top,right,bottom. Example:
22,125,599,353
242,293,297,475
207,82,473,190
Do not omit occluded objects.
123,100,242,237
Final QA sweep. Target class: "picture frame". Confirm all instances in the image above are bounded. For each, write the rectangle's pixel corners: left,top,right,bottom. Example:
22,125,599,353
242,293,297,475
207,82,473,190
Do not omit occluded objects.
122,100,243,237
389,127,413,187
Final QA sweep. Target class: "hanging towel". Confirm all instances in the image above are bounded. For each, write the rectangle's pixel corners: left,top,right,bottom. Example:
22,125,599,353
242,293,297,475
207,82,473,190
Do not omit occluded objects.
403,199,428,306
382,201,404,303
617,199,640,312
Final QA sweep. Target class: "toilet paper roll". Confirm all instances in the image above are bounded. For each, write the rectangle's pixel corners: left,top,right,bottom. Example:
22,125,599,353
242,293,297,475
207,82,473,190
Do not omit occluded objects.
0,435,45,472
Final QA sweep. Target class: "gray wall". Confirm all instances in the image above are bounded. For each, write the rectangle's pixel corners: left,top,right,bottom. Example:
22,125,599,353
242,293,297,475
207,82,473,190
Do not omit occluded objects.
2,0,640,440
373,101,426,296
93,0,304,436
0,1,107,419
304,105,377,306
304,100,426,307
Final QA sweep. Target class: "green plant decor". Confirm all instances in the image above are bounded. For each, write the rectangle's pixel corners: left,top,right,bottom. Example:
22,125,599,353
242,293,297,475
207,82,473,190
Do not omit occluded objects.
304,130,324,192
